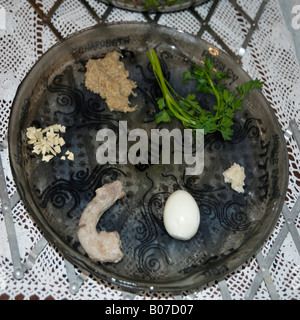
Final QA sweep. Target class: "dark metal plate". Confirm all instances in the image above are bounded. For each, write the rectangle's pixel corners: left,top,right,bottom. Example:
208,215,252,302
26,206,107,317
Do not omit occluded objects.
8,23,289,293
98,0,206,12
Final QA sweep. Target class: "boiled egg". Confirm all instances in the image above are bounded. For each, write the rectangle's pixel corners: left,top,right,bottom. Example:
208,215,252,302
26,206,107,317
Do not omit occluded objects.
163,190,200,240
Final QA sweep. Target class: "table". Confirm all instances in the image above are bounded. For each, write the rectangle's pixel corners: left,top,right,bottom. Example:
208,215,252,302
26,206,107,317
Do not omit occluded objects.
0,0,299,300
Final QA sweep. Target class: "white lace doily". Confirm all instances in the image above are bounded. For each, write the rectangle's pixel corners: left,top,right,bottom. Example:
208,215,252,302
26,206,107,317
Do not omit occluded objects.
0,0,299,300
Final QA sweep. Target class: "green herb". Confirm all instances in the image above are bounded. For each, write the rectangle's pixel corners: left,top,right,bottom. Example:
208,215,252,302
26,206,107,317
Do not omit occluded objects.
147,49,263,141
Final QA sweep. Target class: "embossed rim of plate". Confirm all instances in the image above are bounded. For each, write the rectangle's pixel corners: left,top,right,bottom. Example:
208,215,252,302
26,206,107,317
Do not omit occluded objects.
8,22,289,293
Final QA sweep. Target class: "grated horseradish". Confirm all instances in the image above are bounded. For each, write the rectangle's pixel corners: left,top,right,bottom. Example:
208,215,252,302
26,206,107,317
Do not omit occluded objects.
223,162,246,193
26,124,74,162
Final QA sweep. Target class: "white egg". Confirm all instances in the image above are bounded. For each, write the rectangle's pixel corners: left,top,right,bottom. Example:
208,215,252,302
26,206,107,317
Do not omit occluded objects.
163,190,200,240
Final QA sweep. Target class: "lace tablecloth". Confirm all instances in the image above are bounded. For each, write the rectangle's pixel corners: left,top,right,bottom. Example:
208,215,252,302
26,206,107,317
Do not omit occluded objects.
0,0,299,300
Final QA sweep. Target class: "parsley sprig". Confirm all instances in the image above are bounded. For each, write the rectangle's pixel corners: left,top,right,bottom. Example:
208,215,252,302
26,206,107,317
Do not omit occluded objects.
147,49,263,140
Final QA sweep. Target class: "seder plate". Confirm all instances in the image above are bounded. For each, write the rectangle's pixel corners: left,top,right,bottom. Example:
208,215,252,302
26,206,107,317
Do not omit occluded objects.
98,0,207,12
8,23,289,293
